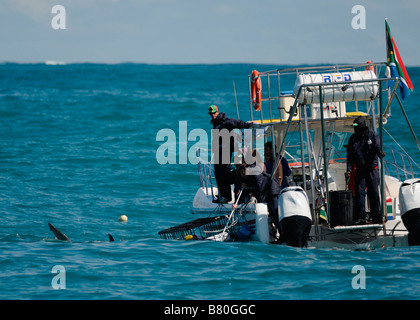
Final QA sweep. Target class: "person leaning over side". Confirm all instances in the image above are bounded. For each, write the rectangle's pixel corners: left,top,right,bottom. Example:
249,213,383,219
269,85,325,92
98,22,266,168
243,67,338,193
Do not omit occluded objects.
234,160,281,231
209,105,253,204
346,116,385,224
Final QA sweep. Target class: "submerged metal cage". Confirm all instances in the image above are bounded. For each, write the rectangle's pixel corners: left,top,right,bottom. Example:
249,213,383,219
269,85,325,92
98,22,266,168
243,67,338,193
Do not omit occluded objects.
158,216,229,240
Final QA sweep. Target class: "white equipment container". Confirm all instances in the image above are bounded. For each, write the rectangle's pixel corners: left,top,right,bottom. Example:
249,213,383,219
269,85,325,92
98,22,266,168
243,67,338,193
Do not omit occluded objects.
293,70,378,104
279,96,299,120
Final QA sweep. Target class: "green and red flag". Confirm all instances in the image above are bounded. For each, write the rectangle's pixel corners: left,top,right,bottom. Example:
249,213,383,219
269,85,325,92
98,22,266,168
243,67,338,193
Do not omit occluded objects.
385,19,413,100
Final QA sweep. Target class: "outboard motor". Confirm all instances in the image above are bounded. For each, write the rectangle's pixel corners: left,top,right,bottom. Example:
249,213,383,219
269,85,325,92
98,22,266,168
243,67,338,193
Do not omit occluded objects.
399,178,420,246
279,186,312,247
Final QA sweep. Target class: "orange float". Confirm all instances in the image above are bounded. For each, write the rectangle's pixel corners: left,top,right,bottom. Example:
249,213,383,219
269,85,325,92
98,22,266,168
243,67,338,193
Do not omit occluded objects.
251,70,262,111
365,61,374,72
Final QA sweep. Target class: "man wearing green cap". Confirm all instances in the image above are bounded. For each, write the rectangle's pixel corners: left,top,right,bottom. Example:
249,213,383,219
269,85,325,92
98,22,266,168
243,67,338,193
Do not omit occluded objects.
209,105,253,203
346,116,385,224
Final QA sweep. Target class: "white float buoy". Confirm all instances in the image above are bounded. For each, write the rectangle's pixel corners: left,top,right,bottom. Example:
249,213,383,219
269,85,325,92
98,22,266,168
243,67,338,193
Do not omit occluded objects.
118,215,128,222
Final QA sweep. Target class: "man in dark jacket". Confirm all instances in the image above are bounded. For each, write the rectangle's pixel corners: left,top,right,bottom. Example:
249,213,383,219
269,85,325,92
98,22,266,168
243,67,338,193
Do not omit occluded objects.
346,116,385,224
209,105,252,203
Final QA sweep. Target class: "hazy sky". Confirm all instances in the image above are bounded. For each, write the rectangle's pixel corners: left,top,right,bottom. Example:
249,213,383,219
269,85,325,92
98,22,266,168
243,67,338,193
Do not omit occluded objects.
1,0,420,65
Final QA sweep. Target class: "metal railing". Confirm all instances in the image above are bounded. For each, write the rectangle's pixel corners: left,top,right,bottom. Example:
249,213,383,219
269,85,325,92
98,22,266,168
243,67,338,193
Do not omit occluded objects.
383,146,415,181
196,148,217,200
248,62,387,125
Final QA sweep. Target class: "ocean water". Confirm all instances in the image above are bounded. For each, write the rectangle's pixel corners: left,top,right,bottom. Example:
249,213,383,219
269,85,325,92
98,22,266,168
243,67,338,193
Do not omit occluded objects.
0,63,419,301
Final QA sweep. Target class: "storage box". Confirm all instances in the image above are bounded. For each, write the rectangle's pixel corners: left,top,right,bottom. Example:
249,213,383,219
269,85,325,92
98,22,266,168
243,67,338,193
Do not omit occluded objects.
329,190,354,227
279,96,299,120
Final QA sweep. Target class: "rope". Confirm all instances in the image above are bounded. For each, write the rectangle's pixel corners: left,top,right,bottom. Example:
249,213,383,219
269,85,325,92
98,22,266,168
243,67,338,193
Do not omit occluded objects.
221,189,243,235
206,197,251,235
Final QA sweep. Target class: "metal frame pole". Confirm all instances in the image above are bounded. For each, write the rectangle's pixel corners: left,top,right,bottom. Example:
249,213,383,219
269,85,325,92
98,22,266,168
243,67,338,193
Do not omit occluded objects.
319,85,330,222
379,81,385,222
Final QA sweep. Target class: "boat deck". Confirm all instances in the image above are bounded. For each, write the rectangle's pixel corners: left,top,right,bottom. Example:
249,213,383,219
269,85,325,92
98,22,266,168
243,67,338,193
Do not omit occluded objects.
327,224,384,232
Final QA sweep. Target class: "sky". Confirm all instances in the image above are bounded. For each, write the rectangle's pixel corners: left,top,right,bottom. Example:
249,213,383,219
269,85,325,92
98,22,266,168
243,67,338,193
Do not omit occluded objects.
1,0,420,65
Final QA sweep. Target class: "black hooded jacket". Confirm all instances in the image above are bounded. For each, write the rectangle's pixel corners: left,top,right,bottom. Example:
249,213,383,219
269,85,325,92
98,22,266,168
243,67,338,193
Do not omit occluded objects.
235,164,281,203
346,119,382,172
210,112,251,131
211,112,252,161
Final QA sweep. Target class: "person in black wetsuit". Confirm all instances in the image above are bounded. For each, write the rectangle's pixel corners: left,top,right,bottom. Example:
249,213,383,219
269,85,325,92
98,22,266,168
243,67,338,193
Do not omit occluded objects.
209,105,252,203
234,158,281,230
346,116,385,224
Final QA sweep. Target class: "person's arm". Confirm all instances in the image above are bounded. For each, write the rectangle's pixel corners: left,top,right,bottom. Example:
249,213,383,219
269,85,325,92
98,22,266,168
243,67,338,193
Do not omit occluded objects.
373,131,385,158
281,156,291,177
225,117,252,130
274,160,283,186
346,136,354,173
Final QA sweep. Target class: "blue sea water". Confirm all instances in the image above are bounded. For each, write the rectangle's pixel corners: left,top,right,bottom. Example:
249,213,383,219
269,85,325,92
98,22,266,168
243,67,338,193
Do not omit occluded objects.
0,63,419,301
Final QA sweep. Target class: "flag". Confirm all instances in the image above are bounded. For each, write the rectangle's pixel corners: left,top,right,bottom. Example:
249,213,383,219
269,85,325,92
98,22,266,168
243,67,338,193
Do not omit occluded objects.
319,206,327,222
385,19,413,100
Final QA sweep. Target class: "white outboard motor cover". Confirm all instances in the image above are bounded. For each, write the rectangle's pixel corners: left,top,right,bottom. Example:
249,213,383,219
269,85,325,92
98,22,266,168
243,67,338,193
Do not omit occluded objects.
279,186,312,221
399,178,420,216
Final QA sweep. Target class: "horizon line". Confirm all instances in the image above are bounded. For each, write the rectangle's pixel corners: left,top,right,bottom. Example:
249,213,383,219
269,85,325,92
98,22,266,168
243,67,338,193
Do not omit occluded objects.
4,60,419,67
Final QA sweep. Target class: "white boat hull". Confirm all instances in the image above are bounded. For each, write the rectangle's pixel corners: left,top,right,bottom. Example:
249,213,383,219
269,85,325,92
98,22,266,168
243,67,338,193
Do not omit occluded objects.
191,187,232,214
190,186,410,249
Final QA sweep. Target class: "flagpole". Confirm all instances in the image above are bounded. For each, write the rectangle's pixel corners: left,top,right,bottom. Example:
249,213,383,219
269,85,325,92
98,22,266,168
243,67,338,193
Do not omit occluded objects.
395,94,420,151
383,79,399,118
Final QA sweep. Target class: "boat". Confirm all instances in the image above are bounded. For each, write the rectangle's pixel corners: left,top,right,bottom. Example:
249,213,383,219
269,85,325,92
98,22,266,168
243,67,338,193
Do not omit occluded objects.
159,22,420,249
45,60,66,65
